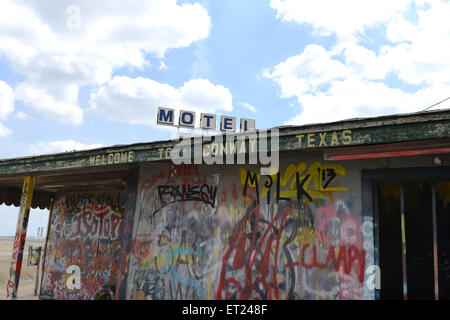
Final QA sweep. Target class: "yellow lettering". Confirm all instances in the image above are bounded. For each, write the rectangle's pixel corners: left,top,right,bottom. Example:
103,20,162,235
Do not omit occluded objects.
165,148,172,159
128,151,134,162
108,153,114,164
211,143,218,156
114,153,121,163
319,132,327,147
307,133,315,148
330,132,339,146
297,134,305,147
342,130,352,145
89,156,95,166
121,152,128,163
96,155,101,165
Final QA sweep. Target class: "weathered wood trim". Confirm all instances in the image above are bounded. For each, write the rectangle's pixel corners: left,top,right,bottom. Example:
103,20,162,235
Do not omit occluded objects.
0,110,449,176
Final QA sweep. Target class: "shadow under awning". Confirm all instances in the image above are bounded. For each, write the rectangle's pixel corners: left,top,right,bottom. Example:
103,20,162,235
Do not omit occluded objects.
0,169,130,210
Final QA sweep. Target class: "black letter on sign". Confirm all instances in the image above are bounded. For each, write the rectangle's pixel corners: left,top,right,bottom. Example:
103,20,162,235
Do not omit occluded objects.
243,171,259,204
296,172,313,202
264,176,273,205
276,172,290,202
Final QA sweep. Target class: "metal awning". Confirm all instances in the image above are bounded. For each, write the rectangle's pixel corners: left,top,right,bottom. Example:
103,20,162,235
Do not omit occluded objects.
0,167,130,209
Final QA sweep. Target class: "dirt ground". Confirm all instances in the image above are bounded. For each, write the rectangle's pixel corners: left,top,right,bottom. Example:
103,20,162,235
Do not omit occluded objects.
0,236,45,300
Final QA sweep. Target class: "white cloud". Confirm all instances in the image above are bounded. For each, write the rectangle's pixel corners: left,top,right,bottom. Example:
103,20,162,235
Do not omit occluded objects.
239,102,257,113
15,83,83,124
179,79,233,112
266,0,450,125
270,0,410,39
14,111,28,119
285,78,450,125
29,140,103,155
0,0,211,124
0,81,14,136
0,81,14,121
264,44,350,98
384,1,450,86
89,76,233,127
0,123,12,137
159,61,168,71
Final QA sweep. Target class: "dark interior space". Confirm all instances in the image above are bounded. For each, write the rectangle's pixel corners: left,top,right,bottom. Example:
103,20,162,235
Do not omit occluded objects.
403,182,434,299
377,182,403,300
377,180,450,300
436,182,450,300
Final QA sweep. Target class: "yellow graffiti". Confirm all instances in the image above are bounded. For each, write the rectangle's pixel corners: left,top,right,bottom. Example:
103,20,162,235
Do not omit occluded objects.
239,162,348,202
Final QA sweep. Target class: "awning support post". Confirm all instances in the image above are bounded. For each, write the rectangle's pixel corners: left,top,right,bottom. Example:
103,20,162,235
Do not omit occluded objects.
7,176,35,300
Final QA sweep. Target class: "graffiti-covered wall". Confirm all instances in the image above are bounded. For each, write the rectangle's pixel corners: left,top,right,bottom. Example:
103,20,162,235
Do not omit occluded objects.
124,153,376,300
40,192,126,300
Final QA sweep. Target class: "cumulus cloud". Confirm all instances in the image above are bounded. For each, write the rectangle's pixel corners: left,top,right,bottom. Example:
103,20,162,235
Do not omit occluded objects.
267,0,450,125
0,81,14,121
159,61,168,71
29,140,103,155
285,78,450,125
89,76,233,127
264,44,350,98
15,83,83,124
0,81,14,136
0,0,211,124
0,123,12,137
14,112,28,119
270,0,409,39
239,102,257,113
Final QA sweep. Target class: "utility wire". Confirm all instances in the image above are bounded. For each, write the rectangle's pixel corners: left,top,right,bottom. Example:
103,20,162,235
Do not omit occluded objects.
422,96,450,111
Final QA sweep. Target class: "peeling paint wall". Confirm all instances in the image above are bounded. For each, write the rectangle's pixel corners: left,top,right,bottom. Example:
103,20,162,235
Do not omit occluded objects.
40,191,126,300
124,153,376,300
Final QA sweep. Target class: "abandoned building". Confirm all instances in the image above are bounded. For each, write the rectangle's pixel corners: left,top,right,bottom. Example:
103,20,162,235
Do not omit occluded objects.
0,108,449,300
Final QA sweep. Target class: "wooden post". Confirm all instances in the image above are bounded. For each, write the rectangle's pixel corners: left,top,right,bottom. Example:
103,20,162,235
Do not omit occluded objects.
33,247,42,296
7,176,35,300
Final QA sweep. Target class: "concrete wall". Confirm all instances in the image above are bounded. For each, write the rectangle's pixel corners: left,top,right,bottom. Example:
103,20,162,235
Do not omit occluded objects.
40,191,126,300
39,149,445,300
124,152,376,300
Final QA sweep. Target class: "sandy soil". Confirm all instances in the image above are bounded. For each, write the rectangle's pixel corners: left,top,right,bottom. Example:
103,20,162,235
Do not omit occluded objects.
0,237,45,300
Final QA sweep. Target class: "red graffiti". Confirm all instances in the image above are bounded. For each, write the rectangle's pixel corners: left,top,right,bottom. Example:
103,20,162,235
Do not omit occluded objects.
6,280,14,298
168,164,200,179
69,204,122,240
217,206,290,300
131,238,151,258
141,170,167,192
300,244,366,283
316,205,336,242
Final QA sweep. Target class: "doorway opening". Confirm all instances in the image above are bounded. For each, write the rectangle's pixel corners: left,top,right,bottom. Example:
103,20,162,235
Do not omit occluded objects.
377,181,450,300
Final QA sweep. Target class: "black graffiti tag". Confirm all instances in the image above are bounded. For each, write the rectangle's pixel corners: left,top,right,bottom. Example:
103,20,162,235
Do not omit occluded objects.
157,184,218,209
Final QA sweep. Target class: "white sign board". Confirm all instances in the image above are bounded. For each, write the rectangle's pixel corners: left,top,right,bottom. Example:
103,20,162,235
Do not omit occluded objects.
157,107,255,132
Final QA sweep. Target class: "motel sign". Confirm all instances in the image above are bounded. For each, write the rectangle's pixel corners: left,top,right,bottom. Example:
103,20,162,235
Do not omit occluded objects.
157,107,255,132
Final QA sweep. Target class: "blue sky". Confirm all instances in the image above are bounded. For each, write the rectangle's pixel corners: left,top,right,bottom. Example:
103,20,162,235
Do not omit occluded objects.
1,0,450,235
